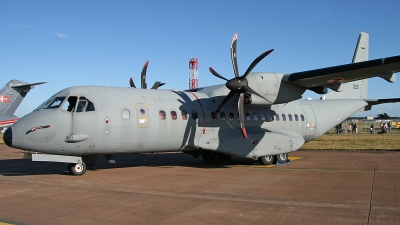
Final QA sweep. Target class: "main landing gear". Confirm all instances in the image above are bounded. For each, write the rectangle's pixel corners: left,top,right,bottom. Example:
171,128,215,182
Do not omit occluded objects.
258,153,288,165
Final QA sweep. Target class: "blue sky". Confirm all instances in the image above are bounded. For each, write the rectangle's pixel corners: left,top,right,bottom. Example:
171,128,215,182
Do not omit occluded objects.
1,0,400,117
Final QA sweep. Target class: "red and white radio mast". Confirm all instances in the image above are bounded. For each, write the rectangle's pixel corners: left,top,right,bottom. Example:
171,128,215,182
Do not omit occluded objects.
189,57,198,89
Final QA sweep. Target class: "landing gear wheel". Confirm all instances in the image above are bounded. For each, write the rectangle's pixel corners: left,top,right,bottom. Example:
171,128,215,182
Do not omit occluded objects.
202,152,217,161
276,153,288,164
68,162,87,175
258,155,276,165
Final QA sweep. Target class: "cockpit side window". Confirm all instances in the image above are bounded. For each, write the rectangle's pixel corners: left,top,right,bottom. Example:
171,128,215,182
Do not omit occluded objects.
59,96,95,113
43,97,66,109
76,97,95,113
61,96,78,112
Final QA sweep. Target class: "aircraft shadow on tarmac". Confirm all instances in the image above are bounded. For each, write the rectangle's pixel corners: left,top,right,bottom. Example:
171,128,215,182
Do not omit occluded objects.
0,153,258,176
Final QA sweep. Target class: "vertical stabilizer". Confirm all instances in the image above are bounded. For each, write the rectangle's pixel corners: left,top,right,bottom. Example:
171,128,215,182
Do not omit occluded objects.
0,80,45,116
324,32,369,100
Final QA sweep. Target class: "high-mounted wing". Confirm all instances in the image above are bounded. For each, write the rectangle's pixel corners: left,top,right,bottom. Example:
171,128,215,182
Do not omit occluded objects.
283,55,400,90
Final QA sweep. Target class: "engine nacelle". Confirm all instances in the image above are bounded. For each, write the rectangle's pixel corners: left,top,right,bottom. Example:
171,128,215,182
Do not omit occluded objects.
246,72,305,105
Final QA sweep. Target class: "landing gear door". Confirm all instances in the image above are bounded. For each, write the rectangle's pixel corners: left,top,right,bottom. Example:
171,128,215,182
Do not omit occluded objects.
70,97,98,150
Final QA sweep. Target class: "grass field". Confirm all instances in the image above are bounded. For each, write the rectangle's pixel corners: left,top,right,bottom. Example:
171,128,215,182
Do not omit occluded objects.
1,129,399,150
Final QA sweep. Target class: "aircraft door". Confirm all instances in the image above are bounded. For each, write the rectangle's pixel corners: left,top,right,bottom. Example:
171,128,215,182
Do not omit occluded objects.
301,104,317,141
69,96,98,152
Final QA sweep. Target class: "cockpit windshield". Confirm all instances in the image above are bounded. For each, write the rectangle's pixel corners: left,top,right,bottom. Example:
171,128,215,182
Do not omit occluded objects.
34,96,66,111
34,95,95,112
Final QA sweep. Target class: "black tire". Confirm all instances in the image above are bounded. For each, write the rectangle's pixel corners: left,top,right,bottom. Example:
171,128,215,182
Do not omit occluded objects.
202,152,217,161
258,155,276,165
276,153,288,164
68,162,87,175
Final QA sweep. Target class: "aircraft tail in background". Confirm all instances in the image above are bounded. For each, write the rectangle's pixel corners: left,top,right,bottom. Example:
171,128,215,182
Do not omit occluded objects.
324,31,369,100
0,80,46,117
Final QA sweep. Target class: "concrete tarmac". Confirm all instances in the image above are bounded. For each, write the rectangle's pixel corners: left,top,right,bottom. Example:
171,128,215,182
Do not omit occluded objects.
0,144,399,225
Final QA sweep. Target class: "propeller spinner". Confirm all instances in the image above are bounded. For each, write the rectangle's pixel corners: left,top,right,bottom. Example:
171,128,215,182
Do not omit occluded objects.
209,33,274,139
130,61,165,89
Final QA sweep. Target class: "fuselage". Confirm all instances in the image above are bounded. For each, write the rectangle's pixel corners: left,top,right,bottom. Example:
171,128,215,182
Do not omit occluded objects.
5,84,367,159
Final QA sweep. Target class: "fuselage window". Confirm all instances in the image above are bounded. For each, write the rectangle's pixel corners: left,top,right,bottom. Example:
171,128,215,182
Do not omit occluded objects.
288,114,293,121
159,111,166,120
246,113,250,120
275,114,280,121
253,113,258,121
220,112,226,120
229,112,234,120
123,109,130,119
268,114,274,121
300,114,305,121
282,114,286,121
191,112,198,120
260,113,266,121
181,111,188,120
171,111,177,120
294,114,299,121
44,97,66,109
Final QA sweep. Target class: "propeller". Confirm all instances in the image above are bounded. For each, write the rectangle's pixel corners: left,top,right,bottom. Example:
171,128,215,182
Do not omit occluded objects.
130,61,165,89
209,33,274,139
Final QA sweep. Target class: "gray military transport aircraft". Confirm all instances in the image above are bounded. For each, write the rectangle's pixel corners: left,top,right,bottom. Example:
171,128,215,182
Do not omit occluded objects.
3,32,400,175
0,80,45,129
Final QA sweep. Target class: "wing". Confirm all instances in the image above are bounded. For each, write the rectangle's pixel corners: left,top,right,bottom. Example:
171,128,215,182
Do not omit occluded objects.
282,55,400,89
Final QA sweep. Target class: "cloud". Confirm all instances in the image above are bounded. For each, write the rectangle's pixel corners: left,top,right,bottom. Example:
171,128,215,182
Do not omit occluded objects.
55,32,70,39
6,23,32,28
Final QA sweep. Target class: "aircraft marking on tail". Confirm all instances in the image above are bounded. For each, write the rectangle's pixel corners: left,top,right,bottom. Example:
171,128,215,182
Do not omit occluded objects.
0,96,11,103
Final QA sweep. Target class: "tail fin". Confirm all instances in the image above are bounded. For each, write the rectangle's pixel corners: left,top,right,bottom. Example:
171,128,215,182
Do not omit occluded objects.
0,80,46,116
324,31,369,99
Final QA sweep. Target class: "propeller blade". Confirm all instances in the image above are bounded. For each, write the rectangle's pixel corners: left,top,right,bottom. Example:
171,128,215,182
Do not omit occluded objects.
238,93,248,139
151,81,166,89
246,86,272,103
215,90,236,113
141,61,149,89
231,33,239,78
246,86,271,103
209,67,229,81
242,49,274,79
129,77,136,88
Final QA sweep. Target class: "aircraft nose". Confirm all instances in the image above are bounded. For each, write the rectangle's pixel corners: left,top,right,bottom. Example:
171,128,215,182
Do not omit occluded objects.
3,127,12,147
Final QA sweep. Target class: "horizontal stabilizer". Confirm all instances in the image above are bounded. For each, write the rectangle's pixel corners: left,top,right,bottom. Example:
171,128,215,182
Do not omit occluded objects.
12,82,46,91
363,98,400,111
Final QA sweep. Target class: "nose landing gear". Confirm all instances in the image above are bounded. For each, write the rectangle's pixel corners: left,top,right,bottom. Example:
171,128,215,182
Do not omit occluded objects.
68,162,87,175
